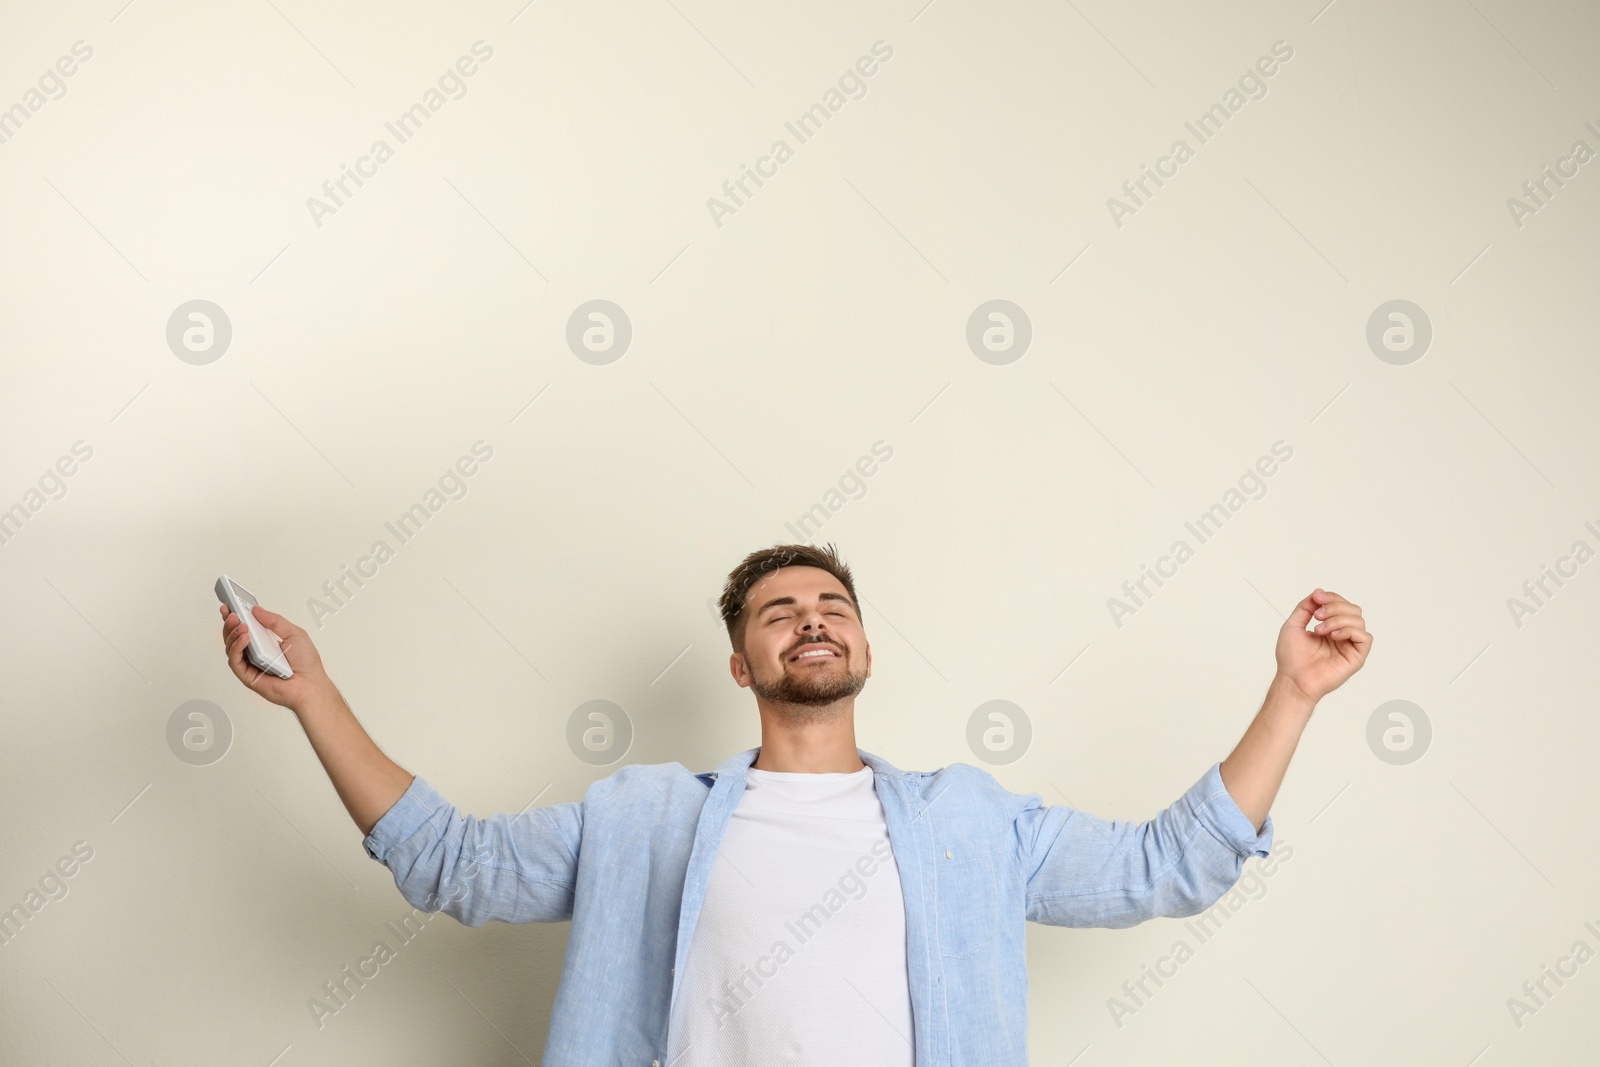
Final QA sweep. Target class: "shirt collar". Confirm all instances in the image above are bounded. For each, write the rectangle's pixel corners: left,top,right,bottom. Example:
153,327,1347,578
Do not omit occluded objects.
707,745,911,782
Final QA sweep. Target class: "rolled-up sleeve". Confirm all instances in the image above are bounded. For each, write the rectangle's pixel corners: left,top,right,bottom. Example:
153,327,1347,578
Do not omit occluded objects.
1019,760,1273,929
362,774,583,926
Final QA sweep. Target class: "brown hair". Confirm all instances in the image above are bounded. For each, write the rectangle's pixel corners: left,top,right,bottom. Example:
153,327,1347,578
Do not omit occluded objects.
718,543,861,652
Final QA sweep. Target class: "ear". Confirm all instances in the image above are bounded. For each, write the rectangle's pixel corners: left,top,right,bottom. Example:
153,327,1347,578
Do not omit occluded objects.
729,650,752,688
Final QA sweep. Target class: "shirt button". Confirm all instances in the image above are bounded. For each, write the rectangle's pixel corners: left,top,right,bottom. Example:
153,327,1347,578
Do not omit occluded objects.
945,849,953,859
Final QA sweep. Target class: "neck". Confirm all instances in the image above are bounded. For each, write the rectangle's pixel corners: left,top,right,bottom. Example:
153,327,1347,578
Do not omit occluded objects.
751,701,864,772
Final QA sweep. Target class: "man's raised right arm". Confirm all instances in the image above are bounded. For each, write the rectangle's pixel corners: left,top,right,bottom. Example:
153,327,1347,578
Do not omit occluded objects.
219,601,412,835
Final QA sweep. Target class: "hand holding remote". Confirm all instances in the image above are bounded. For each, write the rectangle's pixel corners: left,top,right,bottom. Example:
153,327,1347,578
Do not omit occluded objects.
219,602,332,711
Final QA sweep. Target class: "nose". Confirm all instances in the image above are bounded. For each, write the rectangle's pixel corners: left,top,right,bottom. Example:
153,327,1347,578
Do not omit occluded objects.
796,604,839,642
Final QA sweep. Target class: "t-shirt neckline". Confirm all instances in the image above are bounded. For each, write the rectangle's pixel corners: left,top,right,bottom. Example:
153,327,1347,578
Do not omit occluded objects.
747,764,872,780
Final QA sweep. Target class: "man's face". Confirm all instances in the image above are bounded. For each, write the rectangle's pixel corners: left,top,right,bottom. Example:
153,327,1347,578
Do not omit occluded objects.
730,566,871,708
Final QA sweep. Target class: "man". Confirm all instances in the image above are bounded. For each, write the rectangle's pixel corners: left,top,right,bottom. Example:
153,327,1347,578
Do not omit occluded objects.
219,543,1371,1065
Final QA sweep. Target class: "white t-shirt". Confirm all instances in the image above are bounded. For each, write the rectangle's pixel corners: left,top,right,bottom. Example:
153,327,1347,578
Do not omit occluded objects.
665,764,914,1066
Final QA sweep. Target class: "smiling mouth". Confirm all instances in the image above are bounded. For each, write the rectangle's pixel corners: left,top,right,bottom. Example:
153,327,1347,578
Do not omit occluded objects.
790,645,841,663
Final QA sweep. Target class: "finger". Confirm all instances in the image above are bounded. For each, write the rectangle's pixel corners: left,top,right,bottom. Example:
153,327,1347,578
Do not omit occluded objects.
1322,630,1371,654
225,628,246,677
1313,611,1362,630
235,643,263,687
223,609,258,649
1313,591,1358,612
228,626,259,682
1315,621,1368,642
228,624,249,664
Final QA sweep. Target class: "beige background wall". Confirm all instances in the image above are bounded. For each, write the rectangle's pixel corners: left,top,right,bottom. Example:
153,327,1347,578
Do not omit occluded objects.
2,0,1596,1063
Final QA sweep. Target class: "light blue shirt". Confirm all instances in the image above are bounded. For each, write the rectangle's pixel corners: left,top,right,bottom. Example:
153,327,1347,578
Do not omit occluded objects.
362,746,1273,1065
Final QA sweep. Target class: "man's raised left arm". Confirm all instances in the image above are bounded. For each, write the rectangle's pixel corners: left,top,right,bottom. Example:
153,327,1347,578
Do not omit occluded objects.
1219,588,1372,831
1019,588,1371,929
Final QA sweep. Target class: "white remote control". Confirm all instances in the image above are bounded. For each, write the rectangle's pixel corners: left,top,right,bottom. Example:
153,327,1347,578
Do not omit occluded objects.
215,575,293,678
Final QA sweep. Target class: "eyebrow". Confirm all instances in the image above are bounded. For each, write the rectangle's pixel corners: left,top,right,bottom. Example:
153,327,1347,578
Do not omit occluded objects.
753,591,856,619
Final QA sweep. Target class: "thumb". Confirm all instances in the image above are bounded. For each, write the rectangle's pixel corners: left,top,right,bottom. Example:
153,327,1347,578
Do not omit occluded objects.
1286,589,1319,631
249,604,298,639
